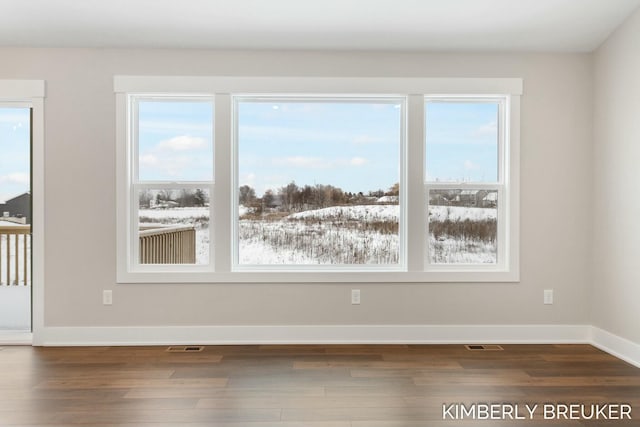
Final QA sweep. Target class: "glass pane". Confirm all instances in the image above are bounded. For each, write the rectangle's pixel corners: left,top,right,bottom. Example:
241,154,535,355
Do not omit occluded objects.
137,99,213,181
425,101,498,183
428,189,497,264
0,107,31,331
138,189,210,265
236,99,402,266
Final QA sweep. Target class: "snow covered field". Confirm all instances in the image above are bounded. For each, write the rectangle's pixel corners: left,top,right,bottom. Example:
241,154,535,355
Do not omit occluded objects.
239,219,398,265
428,205,497,264
137,204,496,265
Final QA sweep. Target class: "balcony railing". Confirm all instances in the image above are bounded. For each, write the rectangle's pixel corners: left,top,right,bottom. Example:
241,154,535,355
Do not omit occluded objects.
0,224,31,286
139,224,196,264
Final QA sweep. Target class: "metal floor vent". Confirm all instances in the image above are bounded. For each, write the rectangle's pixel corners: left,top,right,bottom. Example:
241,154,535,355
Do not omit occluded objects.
166,346,204,353
465,344,504,351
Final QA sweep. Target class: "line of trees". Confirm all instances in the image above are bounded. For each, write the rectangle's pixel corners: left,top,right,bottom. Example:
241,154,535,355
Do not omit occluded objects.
139,189,208,208
240,181,399,213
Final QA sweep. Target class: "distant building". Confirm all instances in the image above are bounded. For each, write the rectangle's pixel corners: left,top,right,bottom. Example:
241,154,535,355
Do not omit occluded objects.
0,192,31,223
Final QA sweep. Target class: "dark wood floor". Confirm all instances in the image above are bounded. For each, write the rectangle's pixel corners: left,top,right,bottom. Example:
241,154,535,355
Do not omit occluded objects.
0,344,638,426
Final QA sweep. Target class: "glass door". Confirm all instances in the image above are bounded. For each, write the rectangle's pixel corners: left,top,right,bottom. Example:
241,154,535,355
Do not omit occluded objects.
0,106,31,332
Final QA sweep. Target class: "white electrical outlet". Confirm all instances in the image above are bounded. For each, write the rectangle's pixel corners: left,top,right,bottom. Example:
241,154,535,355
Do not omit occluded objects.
103,290,113,305
351,289,361,305
544,289,553,305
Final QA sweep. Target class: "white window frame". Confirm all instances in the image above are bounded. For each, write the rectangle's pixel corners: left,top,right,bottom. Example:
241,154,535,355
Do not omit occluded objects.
115,76,521,283
424,96,508,273
231,94,407,272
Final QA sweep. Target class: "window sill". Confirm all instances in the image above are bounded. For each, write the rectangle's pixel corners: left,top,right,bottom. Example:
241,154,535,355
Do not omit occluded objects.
116,269,520,284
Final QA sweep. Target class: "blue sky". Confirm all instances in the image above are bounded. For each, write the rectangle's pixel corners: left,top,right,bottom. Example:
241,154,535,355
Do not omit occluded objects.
138,99,213,182
127,98,495,196
238,100,402,196
426,101,498,182
0,108,30,204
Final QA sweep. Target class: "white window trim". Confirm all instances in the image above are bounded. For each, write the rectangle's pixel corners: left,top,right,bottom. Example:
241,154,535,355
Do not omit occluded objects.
126,95,215,275
424,96,507,272
231,94,408,273
115,76,521,283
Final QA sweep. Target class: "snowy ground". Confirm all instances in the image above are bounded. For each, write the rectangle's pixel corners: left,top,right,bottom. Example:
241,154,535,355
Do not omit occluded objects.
288,204,398,222
428,205,497,264
239,219,398,265
0,286,30,330
136,204,497,265
0,220,31,330
428,205,496,222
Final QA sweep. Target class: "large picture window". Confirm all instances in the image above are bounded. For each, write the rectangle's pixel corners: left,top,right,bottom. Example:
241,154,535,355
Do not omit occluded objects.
234,97,404,270
115,77,520,282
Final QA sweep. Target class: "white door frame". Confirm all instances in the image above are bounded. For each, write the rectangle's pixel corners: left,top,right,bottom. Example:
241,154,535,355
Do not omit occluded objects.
0,80,45,345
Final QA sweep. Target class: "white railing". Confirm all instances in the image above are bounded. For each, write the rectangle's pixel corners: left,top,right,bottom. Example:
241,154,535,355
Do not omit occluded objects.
0,224,31,286
139,224,196,264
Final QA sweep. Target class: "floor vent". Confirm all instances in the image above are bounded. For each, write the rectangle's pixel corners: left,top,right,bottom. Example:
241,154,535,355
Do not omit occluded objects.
465,344,504,351
166,346,205,353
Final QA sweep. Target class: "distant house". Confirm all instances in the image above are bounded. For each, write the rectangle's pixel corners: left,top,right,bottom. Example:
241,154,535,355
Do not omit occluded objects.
457,190,479,206
0,192,31,223
483,191,498,208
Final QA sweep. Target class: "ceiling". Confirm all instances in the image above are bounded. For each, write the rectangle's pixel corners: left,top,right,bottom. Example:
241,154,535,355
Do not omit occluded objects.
1,0,639,52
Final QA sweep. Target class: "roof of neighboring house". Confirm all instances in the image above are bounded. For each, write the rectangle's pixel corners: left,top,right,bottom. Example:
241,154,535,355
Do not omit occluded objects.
4,192,30,204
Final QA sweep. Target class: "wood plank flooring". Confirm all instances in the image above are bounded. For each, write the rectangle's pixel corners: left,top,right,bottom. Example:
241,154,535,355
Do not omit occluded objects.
0,344,638,426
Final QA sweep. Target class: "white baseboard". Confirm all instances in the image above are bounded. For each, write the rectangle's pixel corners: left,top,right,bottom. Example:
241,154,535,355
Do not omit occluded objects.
0,330,32,345
28,324,640,368
36,324,589,347
590,326,640,368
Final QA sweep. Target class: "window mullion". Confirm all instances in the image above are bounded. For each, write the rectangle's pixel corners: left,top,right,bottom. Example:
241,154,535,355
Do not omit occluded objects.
214,93,231,273
407,95,425,272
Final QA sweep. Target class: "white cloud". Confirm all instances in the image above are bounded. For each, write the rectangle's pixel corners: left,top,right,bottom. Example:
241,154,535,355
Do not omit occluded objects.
474,120,497,136
0,173,29,185
352,135,384,145
240,125,349,145
272,156,369,169
139,154,158,166
239,173,256,187
273,156,331,169
464,160,480,171
158,136,207,151
0,111,29,126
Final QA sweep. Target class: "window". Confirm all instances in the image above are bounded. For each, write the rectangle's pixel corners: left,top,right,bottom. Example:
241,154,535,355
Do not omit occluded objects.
115,77,520,282
234,97,404,270
126,96,214,272
425,98,505,268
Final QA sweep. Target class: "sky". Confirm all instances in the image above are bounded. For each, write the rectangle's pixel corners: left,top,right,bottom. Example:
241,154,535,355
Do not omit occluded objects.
0,108,30,204
426,101,498,183
111,98,496,198
238,100,402,196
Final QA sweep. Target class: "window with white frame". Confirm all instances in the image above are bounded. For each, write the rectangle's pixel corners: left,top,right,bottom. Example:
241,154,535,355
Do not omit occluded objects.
425,98,506,268
234,96,405,270
127,96,214,271
115,77,520,283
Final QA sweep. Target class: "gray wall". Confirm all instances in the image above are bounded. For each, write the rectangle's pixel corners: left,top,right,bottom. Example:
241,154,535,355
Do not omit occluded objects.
1,49,592,328
593,8,640,344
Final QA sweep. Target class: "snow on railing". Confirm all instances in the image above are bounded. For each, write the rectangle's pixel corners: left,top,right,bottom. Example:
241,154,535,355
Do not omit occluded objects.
0,223,31,286
139,224,196,264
